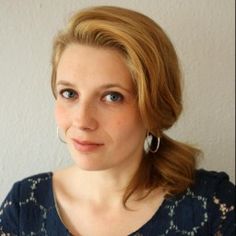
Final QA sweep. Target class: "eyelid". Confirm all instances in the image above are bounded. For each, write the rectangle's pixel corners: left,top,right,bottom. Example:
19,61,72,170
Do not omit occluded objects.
58,88,78,99
102,91,124,102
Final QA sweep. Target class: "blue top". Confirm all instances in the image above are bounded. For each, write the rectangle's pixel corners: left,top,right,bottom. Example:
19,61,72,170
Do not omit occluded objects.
0,169,235,236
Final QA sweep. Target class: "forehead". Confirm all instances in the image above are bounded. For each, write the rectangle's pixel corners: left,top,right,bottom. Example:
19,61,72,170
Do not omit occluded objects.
56,44,134,89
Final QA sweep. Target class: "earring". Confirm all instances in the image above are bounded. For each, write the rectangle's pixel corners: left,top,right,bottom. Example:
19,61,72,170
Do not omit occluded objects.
57,127,66,143
144,133,160,154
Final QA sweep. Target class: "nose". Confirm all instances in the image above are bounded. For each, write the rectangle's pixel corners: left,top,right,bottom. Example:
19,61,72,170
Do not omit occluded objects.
72,101,98,131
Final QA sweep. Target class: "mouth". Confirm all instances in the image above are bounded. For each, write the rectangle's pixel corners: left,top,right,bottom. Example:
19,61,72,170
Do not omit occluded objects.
72,138,104,152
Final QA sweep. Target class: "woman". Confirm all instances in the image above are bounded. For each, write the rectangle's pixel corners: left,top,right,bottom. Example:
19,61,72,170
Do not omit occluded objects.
0,6,234,236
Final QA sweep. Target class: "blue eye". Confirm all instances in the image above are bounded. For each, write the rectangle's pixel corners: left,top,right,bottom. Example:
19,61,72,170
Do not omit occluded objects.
104,92,123,102
59,89,77,99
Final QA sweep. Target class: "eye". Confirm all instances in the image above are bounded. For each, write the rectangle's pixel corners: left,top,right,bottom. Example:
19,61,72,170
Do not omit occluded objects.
103,92,124,103
59,89,78,99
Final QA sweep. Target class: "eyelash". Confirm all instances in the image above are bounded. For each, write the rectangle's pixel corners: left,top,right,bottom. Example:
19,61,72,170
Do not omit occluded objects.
102,91,124,103
58,89,124,103
59,89,78,100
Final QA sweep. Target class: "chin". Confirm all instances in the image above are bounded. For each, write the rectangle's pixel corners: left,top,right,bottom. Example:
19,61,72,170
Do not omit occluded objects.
71,155,109,171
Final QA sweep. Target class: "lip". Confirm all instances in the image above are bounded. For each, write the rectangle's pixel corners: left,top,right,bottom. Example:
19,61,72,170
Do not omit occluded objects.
72,138,104,152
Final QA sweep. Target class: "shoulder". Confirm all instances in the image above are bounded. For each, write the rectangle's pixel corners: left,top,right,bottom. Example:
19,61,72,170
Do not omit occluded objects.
9,172,53,203
161,169,235,235
190,169,235,234
1,172,52,203
193,169,235,199
0,172,53,234
194,168,232,183
190,169,235,214
18,172,52,192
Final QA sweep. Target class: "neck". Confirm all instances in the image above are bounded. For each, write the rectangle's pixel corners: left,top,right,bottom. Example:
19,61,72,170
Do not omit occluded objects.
63,163,140,207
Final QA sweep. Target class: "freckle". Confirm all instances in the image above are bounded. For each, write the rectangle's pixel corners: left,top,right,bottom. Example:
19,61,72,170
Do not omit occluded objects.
116,121,122,126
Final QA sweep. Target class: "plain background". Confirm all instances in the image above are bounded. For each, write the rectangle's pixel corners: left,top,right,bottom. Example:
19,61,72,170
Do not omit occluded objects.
0,0,235,202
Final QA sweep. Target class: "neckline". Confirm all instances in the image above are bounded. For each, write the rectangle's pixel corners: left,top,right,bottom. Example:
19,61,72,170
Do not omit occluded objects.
128,198,169,235
48,172,72,235
48,171,170,235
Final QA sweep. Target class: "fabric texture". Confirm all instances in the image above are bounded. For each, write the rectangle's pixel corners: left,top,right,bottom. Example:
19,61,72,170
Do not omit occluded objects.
0,169,235,236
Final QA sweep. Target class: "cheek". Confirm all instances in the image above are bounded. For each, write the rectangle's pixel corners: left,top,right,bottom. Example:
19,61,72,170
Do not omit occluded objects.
54,103,70,129
112,109,145,138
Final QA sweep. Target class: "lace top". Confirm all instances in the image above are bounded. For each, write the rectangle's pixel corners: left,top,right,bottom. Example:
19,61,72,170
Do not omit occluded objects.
0,169,235,236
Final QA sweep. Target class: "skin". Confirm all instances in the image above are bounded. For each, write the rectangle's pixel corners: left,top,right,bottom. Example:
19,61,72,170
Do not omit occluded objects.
53,44,165,235
55,43,146,173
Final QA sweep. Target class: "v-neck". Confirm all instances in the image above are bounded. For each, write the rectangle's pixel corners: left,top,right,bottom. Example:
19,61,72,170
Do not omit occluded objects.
49,172,170,236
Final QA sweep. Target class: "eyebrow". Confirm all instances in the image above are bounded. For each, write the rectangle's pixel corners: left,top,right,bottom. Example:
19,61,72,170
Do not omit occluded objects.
56,81,75,87
56,80,132,93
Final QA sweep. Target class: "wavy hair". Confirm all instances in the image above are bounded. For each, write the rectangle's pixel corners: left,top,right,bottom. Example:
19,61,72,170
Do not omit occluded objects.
51,6,200,207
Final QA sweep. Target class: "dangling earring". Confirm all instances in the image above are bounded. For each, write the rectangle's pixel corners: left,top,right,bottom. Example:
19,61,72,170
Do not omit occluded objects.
57,127,66,143
144,133,160,154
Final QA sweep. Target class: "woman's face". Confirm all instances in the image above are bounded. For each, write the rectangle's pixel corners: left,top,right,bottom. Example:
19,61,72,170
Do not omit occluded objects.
55,44,146,171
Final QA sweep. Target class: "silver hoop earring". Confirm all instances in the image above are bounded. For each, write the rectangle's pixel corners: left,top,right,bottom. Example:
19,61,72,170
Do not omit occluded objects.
144,133,160,154
57,127,66,144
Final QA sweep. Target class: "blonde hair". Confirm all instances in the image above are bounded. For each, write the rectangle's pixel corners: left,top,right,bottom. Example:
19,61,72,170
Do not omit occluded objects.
51,6,200,206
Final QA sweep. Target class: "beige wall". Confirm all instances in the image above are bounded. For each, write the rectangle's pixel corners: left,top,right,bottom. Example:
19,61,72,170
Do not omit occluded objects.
0,0,235,202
